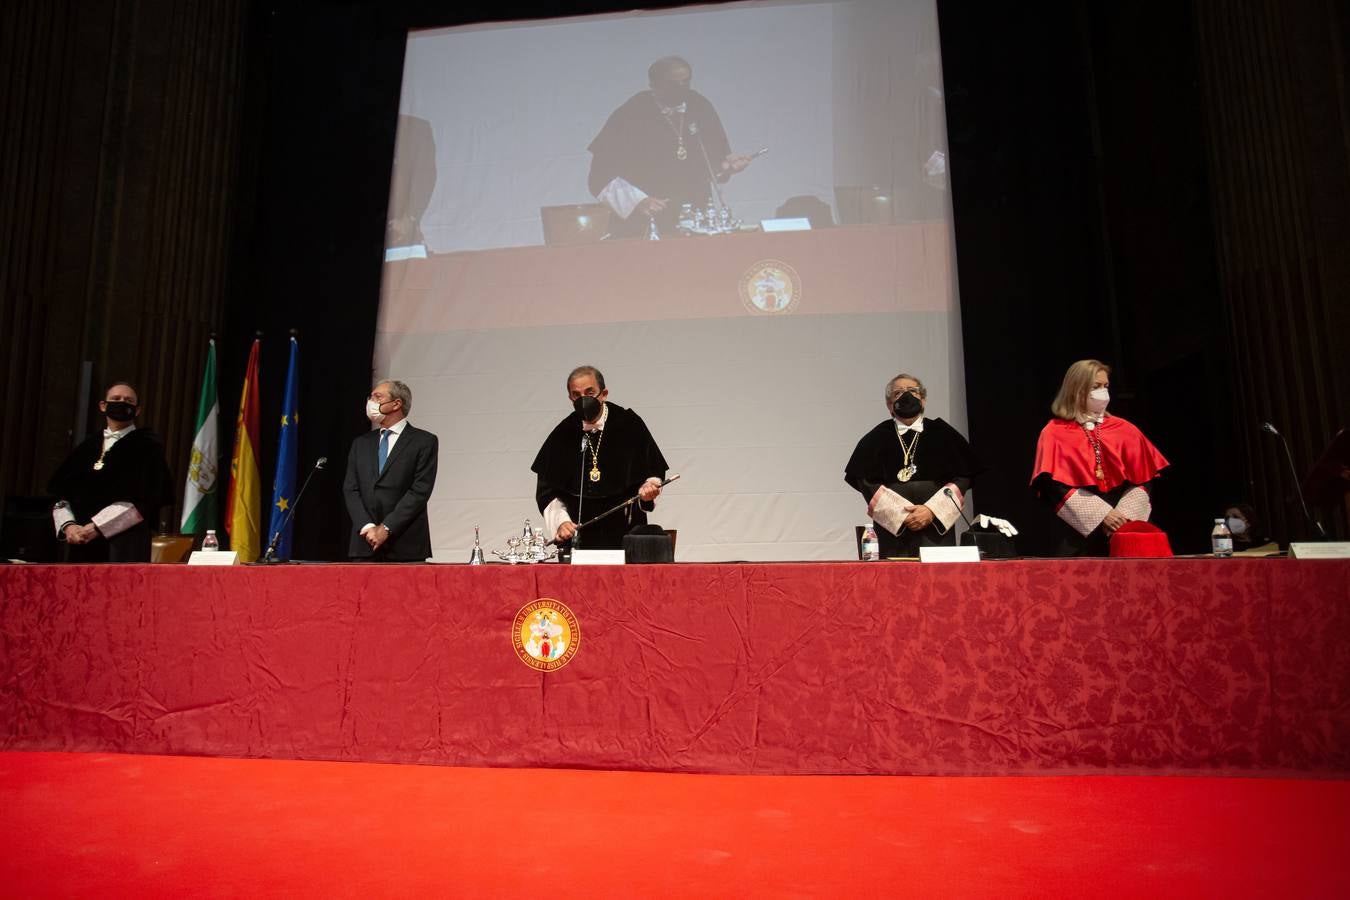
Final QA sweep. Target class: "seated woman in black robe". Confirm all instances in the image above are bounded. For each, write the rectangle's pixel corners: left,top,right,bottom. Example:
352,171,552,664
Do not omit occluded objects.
845,373,982,558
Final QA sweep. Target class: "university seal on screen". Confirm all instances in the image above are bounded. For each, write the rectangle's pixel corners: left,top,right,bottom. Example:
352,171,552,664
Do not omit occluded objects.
512,599,580,672
740,259,801,314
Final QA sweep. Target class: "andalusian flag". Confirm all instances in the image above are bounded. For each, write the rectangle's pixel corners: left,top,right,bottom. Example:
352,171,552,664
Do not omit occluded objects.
266,336,300,559
225,338,262,562
181,338,219,533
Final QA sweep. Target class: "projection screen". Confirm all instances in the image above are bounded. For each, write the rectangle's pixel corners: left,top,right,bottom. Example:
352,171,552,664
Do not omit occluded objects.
375,0,964,561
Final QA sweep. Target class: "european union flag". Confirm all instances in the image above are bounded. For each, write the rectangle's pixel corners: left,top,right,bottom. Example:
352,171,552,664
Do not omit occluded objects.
267,336,300,559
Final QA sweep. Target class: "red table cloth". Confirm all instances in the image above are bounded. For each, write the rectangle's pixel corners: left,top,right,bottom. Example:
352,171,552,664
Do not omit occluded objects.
3,559,1348,775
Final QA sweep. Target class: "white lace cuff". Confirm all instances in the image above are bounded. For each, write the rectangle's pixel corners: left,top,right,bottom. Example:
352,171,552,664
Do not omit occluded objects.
1115,486,1152,522
867,486,915,537
52,504,76,538
1058,489,1112,537
91,502,143,539
597,177,647,220
926,483,964,535
544,498,572,543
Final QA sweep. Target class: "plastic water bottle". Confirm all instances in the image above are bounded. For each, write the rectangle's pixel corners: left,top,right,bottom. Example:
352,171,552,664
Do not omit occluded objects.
202,529,219,551
861,524,880,561
1210,519,1233,558
678,203,695,232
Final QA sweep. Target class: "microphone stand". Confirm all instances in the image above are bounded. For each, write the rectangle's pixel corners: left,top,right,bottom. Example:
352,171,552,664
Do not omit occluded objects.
258,457,327,564
574,432,589,552
942,486,976,534
1260,423,1328,540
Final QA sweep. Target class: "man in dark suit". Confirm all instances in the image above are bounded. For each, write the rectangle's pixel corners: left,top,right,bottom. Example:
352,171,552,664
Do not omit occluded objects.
343,380,439,561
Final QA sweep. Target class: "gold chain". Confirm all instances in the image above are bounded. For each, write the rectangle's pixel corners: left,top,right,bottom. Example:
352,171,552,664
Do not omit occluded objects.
587,429,604,482
656,97,687,160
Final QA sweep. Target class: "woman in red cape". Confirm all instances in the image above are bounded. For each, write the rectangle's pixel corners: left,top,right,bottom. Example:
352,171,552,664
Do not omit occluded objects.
1031,360,1169,556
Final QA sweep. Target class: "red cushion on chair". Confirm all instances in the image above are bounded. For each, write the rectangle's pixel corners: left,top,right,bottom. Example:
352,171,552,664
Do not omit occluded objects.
1109,521,1174,558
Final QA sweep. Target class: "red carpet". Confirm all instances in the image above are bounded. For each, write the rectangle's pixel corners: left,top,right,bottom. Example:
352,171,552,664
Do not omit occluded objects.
3,752,1348,897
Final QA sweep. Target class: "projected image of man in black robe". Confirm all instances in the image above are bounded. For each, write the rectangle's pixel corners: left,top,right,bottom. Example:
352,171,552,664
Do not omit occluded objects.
588,56,753,238
844,374,982,558
531,368,669,550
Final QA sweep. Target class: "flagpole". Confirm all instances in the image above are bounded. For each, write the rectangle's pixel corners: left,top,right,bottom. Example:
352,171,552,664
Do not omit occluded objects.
264,331,302,561
181,335,220,534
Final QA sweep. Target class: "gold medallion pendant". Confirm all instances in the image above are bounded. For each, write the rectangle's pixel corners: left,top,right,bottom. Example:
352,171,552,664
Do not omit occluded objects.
676,146,687,160
92,460,105,471
589,467,601,482
898,465,916,483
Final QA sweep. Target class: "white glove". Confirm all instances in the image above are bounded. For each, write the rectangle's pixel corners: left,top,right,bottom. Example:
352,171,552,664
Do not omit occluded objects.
977,514,1019,538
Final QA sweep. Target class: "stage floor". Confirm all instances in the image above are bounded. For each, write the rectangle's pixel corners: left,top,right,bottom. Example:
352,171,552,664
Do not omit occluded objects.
3,752,1347,898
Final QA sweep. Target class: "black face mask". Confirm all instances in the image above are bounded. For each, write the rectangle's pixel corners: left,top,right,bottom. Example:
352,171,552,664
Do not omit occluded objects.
574,395,601,422
655,84,691,107
105,401,137,423
892,392,923,420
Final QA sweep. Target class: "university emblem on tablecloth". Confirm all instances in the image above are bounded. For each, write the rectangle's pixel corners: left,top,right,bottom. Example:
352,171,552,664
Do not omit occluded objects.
512,598,580,671
740,259,801,314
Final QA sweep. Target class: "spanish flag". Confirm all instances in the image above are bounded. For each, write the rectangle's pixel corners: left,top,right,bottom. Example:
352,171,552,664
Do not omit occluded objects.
225,338,262,561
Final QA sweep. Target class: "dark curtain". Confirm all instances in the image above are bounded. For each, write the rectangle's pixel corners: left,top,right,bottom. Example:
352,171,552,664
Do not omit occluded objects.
1,0,249,539
1192,0,1350,541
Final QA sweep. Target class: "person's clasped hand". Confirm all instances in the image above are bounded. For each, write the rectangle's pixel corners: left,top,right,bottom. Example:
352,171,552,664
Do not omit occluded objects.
906,505,934,531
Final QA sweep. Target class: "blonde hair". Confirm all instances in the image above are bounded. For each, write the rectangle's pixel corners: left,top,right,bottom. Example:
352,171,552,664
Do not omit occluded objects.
1050,359,1110,420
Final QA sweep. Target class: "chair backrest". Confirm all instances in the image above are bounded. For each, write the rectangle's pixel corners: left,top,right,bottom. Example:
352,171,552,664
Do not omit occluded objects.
1,494,59,562
623,526,673,564
151,534,195,564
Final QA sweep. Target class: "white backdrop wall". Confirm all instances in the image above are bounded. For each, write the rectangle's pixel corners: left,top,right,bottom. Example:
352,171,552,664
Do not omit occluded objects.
376,0,966,561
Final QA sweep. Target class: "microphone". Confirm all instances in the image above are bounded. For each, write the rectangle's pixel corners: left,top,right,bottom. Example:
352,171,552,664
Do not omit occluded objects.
1259,421,1327,540
942,486,976,530
260,456,328,563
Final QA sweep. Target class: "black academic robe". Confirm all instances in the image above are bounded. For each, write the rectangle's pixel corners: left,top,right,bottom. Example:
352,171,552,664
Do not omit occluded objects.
844,417,982,557
531,403,668,550
47,428,174,563
588,89,732,238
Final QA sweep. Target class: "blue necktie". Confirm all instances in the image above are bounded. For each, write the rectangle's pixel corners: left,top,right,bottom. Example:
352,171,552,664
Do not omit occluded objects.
378,429,390,474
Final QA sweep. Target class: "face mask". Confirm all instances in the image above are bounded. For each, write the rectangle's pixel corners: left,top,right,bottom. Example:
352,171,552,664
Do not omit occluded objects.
105,401,137,423
892,392,923,420
1226,516,1249,536
656,83,691,106
573,395,602,422
366,399,390,424
1086,388,1110,414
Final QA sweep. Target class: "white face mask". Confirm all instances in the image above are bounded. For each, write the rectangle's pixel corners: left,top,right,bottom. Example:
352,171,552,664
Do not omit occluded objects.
1086,388,1110,414
366,399,388,424
1226,516,1249,536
